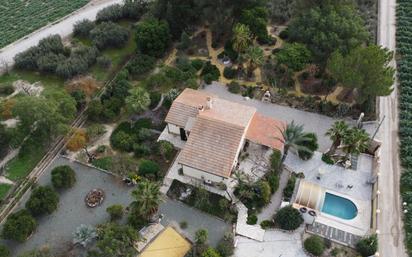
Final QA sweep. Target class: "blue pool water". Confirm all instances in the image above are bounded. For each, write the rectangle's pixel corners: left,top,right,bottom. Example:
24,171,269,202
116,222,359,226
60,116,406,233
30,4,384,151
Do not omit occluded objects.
321,193,358,220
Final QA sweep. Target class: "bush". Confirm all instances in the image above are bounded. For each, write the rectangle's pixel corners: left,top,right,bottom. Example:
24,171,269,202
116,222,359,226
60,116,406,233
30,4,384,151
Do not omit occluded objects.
73,19,95,38
216,233,234,257
86,124,106,141
227,81,240,94
266,172,279,194
201,247,221,257
279,29,289,40
51,165,76,189
126,54,156,77
247,214,257,225
106,204,124,221
90,22,129,50
356,234,378,257
177,31,191,50
304,236,325,256
191,59,204,71
122,0,148,19
201,62,220,83
92,156,113,170
283,175,296,201
274,206,303,230
195,229,208,244
26,186,59,216
276,43,312,71
96,4,123,22
223,67,237,79
298,133,318,160
259,181,271,205
135,19,171,57
2,209,37,242
133,143,151,157
180,221,188,229
0,245,9,257
321,153,334,165
158,140,174,161
270,150,282,172
138,159,160,178
260,220,275,229
97,55,112,69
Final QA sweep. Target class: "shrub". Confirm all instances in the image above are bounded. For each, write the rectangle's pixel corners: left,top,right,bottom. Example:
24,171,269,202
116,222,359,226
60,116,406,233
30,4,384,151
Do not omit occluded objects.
135,19,171,57
279,29,289,40
96,4,123,22
266,172,279,194
180,221,188,229
111,130,135,152
158,140,174,161
92,156,113,170
97,55,112,69
260,220,275,229
298,133,318,160
2,209,37,242
321,153,334,165
122,0,149,19
201,247,221,257
66,129,87,151
259,181,271,205
126,54,156,77
125,87,151,114
51,165,76,189
283,175,296,201
356,234,378,257
0,245,9,257
90,22,129,50
274,206,303,230
195,229,208,244
270,150,282,172
276,43,312,71
86,124,106,141
73,19,95,38
216,233,234,257
201,62,220,83
177,31,191,50
133,143,151,157
304,235,325,256
223,67,237,79
106,204,124,221
191,59,204,71
138,159,160,178
227,81,240,94
247,214,257,225
26,186,59,216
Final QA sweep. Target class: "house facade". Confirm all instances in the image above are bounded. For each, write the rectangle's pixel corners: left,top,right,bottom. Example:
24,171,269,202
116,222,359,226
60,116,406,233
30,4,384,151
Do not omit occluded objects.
164,88,285,184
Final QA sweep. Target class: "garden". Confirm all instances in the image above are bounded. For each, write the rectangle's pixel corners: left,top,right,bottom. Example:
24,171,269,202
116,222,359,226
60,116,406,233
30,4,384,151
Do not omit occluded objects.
0,0,90,48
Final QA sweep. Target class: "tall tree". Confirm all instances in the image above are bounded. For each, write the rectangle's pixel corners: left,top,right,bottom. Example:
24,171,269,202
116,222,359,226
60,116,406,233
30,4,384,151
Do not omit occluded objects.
244,46,264,78
276,43,312,71
125,87,151,113
325,120,349,155
288,1,369,60
232,23,252,54
276,121,313,165
326,45,394,104
131,180,162,218
341,127,369,157
135,19,171,57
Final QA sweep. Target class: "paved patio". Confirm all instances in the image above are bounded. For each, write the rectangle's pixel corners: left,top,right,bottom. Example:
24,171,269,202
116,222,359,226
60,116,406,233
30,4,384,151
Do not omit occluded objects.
202,83,378,152
284,152,374,202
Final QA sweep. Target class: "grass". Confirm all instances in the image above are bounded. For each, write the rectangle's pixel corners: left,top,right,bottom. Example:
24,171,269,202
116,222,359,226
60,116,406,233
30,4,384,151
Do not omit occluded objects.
0,184,12,200
5,149,45,181
0,70,65,94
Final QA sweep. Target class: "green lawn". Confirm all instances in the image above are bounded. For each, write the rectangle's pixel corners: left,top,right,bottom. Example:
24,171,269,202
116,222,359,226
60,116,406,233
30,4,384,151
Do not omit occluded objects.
5,149,45,181
0,184,12,200
0,70,65,94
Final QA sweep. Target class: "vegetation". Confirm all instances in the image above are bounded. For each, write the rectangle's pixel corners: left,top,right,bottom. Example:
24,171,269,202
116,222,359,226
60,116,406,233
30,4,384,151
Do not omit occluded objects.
51,165,76,189
297,132,318,160
304,235,326,256
130,180,162,218
73,224,97,247
216,233,234,257
26,186,59,216
283,174,296,201
126,54,156,77
90,22,130,50
138,159,160,179
125,87,151,114
135,19,171,57
2,209,37,242
356,234,378,257
195,229,209,245
106,204,124,221
201,248,221,257
274,205,303,230
276,43,311,71
0,245,9,257
0,0,89,48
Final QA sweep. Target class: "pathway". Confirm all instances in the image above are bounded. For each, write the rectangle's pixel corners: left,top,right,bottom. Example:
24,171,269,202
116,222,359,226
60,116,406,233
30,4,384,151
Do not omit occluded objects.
257,169,290,222
0,0,123,73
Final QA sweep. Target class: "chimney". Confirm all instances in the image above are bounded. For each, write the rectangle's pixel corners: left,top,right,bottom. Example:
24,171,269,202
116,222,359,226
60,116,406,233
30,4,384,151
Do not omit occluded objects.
206,97,212,109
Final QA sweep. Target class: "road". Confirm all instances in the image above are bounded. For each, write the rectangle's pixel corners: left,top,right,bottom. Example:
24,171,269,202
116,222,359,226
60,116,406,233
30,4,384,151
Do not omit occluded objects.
0,0,123,72
377,0,407,256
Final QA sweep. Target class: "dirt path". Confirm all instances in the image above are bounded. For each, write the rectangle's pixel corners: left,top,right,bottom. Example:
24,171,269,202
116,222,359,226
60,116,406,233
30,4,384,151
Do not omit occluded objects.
0,0,123,73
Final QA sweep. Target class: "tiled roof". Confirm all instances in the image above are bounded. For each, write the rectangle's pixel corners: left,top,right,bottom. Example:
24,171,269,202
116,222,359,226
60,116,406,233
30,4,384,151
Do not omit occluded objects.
246,113,285,151
164,89,214,128
178,116,245,178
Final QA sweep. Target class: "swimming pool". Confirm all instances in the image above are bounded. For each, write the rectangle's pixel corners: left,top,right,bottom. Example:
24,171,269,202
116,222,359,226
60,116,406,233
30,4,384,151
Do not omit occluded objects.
321,192,358,220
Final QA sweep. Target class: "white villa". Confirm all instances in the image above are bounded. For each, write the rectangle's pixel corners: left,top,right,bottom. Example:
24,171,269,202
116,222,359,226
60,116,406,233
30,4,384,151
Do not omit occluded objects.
162,88,285,184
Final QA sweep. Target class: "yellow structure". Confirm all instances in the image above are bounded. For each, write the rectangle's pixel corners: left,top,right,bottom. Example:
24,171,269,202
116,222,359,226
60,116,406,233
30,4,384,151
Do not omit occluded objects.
139,227,191,257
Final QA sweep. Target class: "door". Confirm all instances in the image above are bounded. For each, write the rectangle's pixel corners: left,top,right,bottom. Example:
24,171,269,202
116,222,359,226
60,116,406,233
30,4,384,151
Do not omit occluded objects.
180,128,187,141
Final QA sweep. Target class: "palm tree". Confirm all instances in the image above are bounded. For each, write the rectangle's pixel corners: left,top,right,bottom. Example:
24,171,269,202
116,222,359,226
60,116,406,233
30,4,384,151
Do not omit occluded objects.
232,23,252,54
276,121,313,166
131,180,163,218
244,46,264,78
341,128,369,158
325,120,349,155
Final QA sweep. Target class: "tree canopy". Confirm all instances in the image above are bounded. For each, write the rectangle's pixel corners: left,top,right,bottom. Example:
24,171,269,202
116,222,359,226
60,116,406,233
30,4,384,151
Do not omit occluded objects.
2,209,37,242
327,45,394,104
135,19,171,57
276,43,312,71
51,165,76,189
26,186,59,216
288,1,369,60
125,87,151,114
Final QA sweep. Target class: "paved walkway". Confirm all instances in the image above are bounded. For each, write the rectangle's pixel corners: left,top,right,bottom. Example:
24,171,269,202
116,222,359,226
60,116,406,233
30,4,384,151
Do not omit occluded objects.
0,0,123,72
257,169,290,222
202,83,378,152
307,222,361,248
